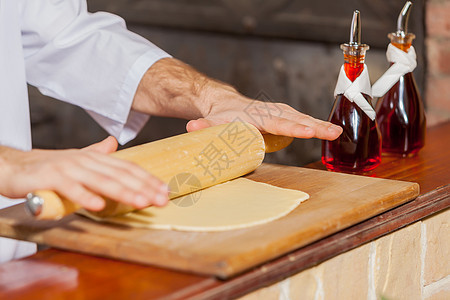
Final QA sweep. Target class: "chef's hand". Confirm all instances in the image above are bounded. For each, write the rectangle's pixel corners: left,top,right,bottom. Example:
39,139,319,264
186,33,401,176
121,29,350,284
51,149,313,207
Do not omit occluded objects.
0,137,168,211
132,58,342,140
185,87,342,140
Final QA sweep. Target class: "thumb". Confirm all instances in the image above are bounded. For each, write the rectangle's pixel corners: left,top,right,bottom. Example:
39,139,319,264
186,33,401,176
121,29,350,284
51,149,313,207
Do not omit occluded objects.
83,136,118,154
186,118,217,132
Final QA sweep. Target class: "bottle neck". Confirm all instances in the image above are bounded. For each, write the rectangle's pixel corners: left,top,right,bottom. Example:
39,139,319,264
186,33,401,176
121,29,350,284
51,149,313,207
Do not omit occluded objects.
340,43,369,82
391,41,412,52
388,32,415,53
343,54,365,82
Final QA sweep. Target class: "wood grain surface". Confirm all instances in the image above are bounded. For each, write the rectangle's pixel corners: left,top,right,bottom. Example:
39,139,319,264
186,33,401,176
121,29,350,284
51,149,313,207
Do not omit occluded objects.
0,165,418,278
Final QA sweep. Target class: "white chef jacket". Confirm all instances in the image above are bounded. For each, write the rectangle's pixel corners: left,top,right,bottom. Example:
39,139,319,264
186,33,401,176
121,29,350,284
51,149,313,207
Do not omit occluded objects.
0,0,171,263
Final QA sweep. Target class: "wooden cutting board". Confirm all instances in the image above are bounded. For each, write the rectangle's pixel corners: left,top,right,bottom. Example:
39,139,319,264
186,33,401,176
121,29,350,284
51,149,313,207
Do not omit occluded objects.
0,163,419,278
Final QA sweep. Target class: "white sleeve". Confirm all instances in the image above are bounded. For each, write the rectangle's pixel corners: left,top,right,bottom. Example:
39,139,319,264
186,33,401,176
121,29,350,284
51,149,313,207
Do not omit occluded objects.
19,0,171,144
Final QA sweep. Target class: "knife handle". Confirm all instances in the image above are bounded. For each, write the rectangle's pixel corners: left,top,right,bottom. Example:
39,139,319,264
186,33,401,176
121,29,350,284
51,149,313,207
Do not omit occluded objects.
26,191,81,220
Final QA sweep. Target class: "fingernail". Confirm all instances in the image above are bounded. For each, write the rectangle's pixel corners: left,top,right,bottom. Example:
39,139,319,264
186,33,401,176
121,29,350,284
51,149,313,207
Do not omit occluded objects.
159,184,169,194
135,194,149,207
155,194,168,206
91,197,105,210
329,125,340,132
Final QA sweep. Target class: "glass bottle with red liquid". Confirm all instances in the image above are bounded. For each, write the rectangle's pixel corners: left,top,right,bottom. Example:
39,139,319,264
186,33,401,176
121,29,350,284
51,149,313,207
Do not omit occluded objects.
375,1,426,156
322,11,381,173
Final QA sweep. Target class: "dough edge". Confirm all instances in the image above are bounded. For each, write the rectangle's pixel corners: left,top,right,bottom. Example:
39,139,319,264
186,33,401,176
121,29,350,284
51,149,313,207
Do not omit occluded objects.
80,178,309,232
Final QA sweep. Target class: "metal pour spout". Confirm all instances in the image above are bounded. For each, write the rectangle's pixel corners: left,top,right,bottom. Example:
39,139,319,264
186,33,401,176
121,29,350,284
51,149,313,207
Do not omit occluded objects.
396,1,413,36
341,10,369,57
349,10,362,45
389,1,415,46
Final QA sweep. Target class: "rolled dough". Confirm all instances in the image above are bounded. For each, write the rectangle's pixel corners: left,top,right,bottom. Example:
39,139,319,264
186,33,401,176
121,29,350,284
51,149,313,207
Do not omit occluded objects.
82,178,309,232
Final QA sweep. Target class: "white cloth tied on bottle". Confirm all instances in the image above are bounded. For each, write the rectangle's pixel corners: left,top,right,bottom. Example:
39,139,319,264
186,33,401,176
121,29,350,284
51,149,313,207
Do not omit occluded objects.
334,64,375,121
372,43,417,98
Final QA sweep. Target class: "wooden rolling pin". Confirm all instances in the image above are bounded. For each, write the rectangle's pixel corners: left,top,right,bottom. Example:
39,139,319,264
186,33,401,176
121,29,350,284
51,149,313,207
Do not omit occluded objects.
25,122,293,220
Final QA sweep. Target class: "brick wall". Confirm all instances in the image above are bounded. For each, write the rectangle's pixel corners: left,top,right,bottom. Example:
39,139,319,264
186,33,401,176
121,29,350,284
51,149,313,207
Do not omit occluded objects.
239,209,450,300
425,0,450,126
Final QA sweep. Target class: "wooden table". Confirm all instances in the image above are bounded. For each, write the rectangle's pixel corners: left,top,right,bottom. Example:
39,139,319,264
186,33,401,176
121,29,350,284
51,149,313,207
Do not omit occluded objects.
1,122,449,300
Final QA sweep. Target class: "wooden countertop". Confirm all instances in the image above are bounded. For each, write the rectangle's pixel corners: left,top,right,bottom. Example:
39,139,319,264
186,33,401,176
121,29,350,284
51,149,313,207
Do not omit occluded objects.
1,121,449,300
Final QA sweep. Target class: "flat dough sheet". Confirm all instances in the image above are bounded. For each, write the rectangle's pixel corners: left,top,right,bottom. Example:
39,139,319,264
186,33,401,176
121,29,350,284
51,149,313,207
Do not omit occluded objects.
84,178,309,232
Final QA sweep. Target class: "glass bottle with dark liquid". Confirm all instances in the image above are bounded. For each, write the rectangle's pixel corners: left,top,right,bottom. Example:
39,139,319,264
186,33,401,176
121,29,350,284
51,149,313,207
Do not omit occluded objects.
322,11,381,173
375,1,426,156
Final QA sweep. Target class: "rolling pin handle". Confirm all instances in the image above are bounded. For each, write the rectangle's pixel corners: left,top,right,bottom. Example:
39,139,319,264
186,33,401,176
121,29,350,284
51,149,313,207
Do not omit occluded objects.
25,193,44,217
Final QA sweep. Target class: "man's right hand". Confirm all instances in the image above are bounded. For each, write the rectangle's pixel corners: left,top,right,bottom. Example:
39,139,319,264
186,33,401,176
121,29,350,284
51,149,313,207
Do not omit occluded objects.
0,137,169,211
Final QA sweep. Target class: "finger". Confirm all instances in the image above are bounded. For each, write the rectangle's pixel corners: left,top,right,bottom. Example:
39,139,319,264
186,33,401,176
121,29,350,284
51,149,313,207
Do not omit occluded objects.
315,123,343,140
54,181,105,211
80,152,168,201
267,109,342,140
259,117,316,139
287,115,342,140
60,163,168,209
83,136,169,194
186,118,217,132
251,103,343,140
83,136,118,154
